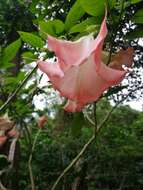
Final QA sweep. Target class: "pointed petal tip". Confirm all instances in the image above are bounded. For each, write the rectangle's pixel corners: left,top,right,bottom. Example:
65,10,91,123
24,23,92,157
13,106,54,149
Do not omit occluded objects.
38,60,64,78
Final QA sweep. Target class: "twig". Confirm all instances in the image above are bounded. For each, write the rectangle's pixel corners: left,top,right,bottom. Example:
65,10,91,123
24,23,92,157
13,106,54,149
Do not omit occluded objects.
50,104,117,190
93,102,97,133
50,134,95,190
118,174,126,190
28,129,41,190
106,0,125,65
84,111,95,126
50,85,143,190
8,138,18,166
0,65,38,113
105,0,115,65
97,85,143,132
0,181,9,190
50,106,112,190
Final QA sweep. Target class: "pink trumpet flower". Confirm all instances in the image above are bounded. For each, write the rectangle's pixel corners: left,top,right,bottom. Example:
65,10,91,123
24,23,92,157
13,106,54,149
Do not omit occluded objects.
38,16,133,112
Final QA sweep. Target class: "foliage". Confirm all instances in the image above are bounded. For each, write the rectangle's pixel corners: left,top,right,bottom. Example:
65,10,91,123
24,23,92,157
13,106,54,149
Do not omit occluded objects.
17,103,143,190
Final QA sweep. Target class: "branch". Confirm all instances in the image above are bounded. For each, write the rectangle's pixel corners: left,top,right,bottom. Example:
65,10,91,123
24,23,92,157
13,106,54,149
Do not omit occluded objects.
106,0,125,65
50,106,117,190
84,111,95,126
0,181,9,190
97,85,143,133
50,85,143,190
93,102,97,133
28,129,41,190
50,106,112,190
0,65,38,113
50,134,95,190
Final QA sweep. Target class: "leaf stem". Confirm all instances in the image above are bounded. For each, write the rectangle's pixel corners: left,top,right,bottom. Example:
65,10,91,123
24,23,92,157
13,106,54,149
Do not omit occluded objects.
0,181,9,190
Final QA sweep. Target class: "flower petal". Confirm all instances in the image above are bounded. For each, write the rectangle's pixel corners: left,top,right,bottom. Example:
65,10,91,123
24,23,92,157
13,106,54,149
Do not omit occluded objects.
95,48,134,85
56,54,111,104
38,60,64,78
96,62,126,85
48,34,95,71
47,14,107,71
55,49,132,109
38,13,134,112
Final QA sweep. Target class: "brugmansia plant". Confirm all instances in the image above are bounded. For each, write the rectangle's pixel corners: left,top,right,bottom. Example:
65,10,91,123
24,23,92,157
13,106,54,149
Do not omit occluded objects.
37,12,135,190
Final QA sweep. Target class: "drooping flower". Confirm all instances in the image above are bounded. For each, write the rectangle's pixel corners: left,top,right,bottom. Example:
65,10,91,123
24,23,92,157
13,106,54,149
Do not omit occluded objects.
38,16,134,112
0,116,14,148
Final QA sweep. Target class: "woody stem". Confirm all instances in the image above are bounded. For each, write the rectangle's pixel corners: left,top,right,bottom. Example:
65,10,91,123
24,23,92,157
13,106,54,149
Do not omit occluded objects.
50,103,117,190
51,134,95,190
50,84,143,190
28,129,41,190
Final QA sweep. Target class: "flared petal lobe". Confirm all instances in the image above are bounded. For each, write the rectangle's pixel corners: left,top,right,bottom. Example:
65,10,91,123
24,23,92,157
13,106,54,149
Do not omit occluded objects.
48,34,95,71
38,60,64,78
95,48,134,85
47,15,107,72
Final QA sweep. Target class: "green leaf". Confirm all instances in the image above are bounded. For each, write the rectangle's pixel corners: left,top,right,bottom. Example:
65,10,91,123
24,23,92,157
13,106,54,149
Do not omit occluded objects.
85,24,100,33
65,0,85,31
131,0,142,4
70,112,85,137
132,16,143,24
132,8,143,24
39,19,65,37
69,17,100,34
22,51,38,64
126,29,143,39
80,0,115,16
4,71,26,87
29,0,39,13
134,9,143,17
2,38,21,64
0,62,14,69
19,31,44,48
